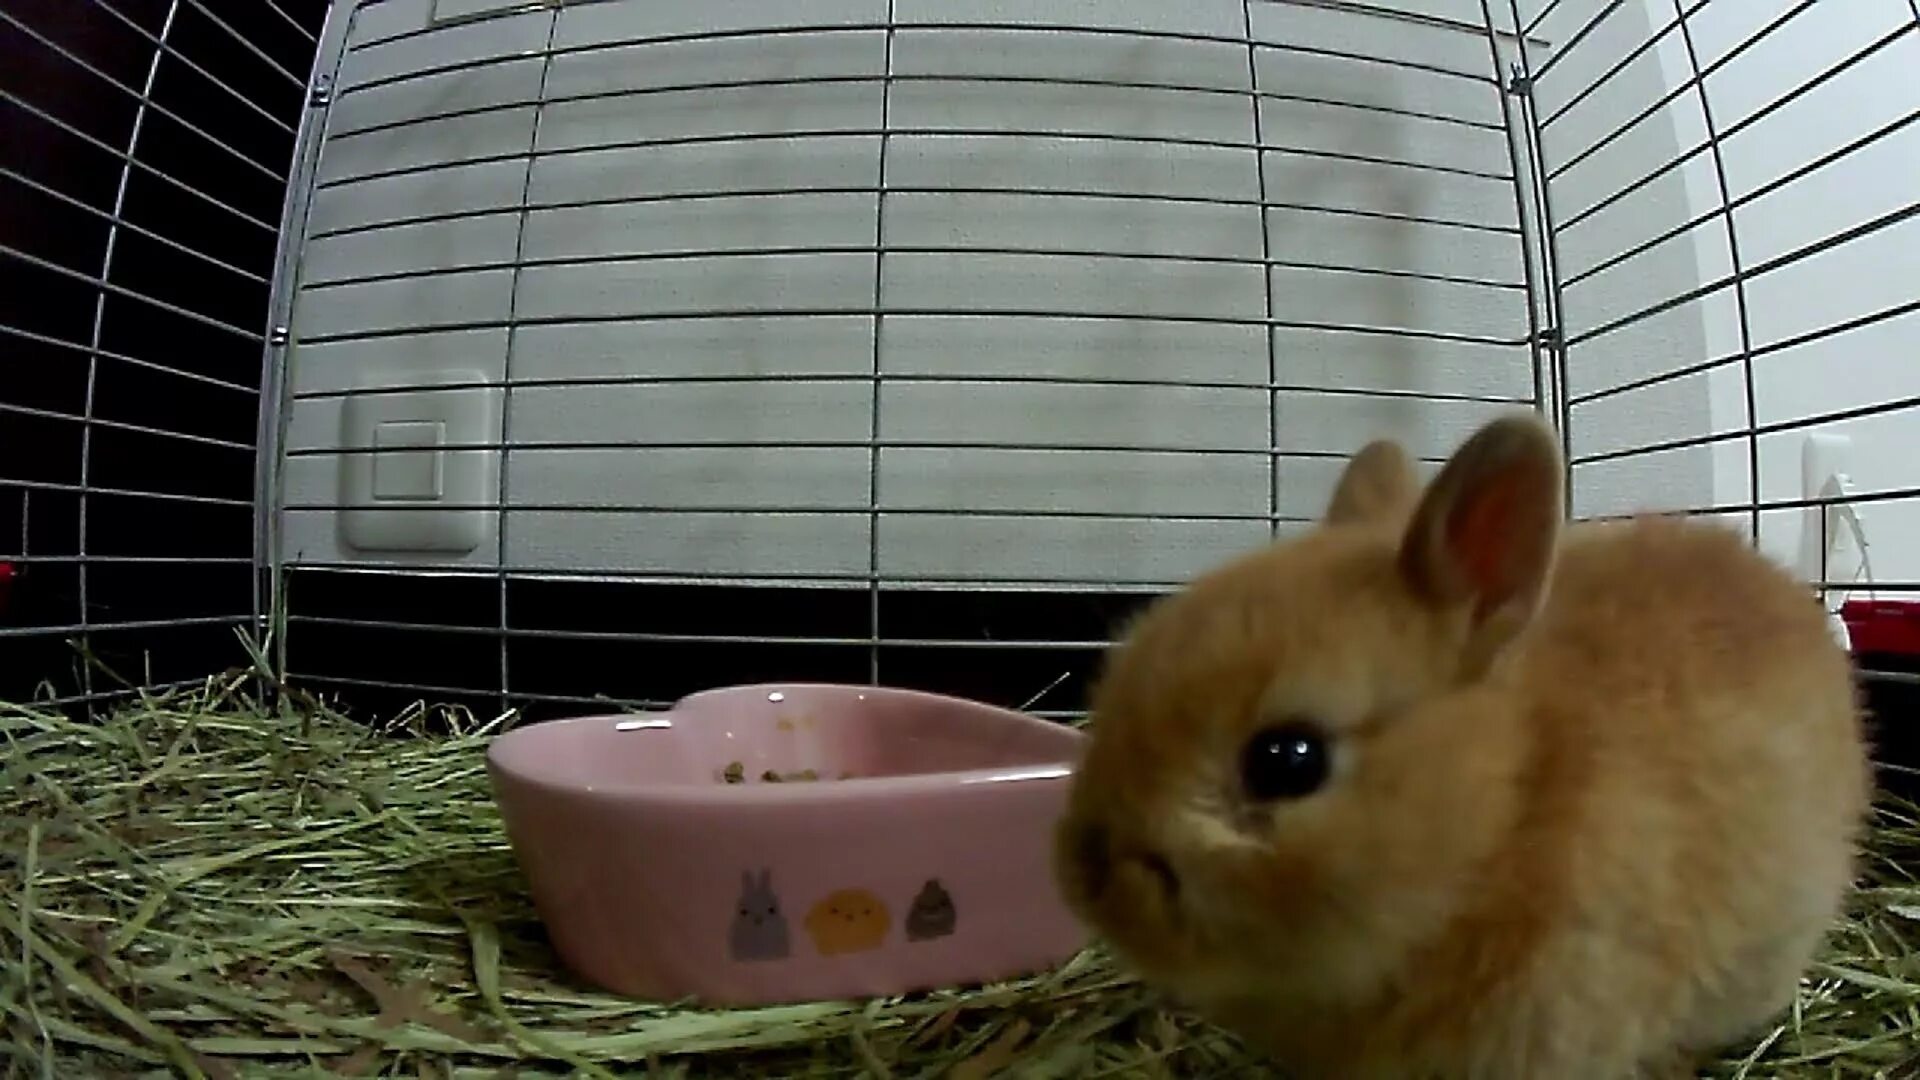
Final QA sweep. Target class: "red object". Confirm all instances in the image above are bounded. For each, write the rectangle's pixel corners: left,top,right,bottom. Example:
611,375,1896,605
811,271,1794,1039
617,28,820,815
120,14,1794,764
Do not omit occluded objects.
0,561,12,618
1841,599,1920,658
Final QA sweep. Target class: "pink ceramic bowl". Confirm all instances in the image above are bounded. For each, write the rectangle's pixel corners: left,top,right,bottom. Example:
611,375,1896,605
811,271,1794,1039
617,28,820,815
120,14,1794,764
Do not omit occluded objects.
486,683,1089,1006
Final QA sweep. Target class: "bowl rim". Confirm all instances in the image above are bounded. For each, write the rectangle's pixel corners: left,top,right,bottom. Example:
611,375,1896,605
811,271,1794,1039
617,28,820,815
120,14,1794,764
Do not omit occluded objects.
485,682,1085,803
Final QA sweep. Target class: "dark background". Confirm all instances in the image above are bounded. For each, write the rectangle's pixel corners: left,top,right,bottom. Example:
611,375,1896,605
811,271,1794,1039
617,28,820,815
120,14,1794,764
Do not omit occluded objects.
0,0,1148,726
2,0,320,705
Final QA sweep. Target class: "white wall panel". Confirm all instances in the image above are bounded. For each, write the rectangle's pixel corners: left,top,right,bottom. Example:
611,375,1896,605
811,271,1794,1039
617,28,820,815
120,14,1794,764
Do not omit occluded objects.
285,1,1551,590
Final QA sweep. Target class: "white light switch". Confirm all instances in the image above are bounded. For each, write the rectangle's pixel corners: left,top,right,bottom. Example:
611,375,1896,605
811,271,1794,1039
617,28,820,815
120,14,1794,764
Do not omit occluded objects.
338,370,496,554
371,420,446,500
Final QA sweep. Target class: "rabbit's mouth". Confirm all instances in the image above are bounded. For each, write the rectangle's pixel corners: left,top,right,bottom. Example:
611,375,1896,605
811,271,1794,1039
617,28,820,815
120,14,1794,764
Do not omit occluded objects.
1053,815,1207,970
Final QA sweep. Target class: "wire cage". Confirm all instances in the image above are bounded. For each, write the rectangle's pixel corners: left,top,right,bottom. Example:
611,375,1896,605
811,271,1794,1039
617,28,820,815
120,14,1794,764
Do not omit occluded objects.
271,0,1560,725
1,0,325,709
4,0,1919,734
6,1,1920,1075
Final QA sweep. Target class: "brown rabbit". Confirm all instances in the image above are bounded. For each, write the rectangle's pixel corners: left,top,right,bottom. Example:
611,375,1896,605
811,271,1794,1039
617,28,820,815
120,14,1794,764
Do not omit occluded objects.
1054,413,1869,1080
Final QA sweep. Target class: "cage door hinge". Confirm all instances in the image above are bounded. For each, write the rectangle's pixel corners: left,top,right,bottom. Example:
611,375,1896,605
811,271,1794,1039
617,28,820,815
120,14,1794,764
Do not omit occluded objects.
309,78,333,108
1506,63,1532,96
269,325,290,347
1532,326,1562,351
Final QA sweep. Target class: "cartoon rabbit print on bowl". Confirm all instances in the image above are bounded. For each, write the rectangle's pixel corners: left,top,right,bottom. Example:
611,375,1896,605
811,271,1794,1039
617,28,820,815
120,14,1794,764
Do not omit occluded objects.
728,869,790,962
727,874,963,961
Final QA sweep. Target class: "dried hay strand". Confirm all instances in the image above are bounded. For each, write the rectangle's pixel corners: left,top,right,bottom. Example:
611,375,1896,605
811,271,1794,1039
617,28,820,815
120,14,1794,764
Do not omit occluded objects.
0,669,1915,1079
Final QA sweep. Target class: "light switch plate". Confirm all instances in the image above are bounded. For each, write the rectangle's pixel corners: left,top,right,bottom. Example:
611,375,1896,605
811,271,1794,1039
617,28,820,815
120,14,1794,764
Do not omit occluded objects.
339,370,496,553
430,0,542,28
371,420,448,500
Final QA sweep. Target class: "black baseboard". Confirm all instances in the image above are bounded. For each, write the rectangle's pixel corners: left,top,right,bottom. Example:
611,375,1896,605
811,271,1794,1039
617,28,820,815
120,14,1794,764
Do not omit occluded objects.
1858,661,1920,804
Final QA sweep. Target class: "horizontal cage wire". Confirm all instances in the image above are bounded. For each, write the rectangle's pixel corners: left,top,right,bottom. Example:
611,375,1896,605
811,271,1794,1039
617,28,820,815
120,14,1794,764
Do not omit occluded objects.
0,0,1915,728
7,8,1920,1079
1509,0,1920,694
0,0,322,708
257,0,1549,722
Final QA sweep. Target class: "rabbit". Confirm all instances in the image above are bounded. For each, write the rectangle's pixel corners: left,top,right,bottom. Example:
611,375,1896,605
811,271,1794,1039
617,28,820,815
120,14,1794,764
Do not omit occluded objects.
728,868,790,962
1052,413,1870,1080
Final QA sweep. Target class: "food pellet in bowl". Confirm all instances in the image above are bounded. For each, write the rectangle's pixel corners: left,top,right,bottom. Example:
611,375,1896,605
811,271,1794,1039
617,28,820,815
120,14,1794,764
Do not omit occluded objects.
717,761,857,784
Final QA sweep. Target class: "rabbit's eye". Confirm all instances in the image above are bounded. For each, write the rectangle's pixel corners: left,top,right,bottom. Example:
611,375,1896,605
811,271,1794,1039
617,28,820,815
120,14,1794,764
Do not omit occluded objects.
1240,722,1330,801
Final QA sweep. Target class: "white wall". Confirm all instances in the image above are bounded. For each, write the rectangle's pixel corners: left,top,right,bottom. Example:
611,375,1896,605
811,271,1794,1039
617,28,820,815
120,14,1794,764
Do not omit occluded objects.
277,0,1553,590
1526,0,1920,591
275,0,1920,597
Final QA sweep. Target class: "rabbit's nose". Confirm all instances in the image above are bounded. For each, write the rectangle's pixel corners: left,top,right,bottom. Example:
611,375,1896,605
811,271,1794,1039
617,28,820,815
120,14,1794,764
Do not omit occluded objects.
1068,817,1183,907
1131,849,1181,905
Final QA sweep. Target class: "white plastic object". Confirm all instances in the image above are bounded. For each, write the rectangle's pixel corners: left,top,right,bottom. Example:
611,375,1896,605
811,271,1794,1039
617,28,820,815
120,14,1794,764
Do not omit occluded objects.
1796,433,1852,585
1794,433,1870,651
338,369,496,554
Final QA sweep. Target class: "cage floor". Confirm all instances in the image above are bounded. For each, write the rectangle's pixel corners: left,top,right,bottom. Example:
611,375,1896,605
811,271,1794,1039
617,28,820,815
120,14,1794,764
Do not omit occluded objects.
1,676,1915,1079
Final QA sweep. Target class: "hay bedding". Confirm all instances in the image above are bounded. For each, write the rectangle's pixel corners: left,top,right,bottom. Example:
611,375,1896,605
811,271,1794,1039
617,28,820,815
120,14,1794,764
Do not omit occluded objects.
1,670,1915,1079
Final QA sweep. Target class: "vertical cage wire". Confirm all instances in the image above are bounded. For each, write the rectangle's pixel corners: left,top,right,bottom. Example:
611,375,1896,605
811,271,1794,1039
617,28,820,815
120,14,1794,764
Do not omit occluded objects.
1241,0,1281,540
256,4,349,670
499,12,560,718
1496,0,1572,501
492,10,564,719
866,2,898,687
1524,0,1920,670
1662,0,1760,541
1476,0,1553,443
78,0,183,704
0,0,324,709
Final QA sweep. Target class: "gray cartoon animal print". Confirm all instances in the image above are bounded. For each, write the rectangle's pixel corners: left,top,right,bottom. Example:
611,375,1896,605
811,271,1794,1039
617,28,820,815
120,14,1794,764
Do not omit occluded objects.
729,868,791,962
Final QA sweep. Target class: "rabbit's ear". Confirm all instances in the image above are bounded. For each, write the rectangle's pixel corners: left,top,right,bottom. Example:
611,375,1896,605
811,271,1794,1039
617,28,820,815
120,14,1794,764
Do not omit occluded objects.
1325,439,1419,527
1399,413,1563,675
741,870,755,893
755,868,772,891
